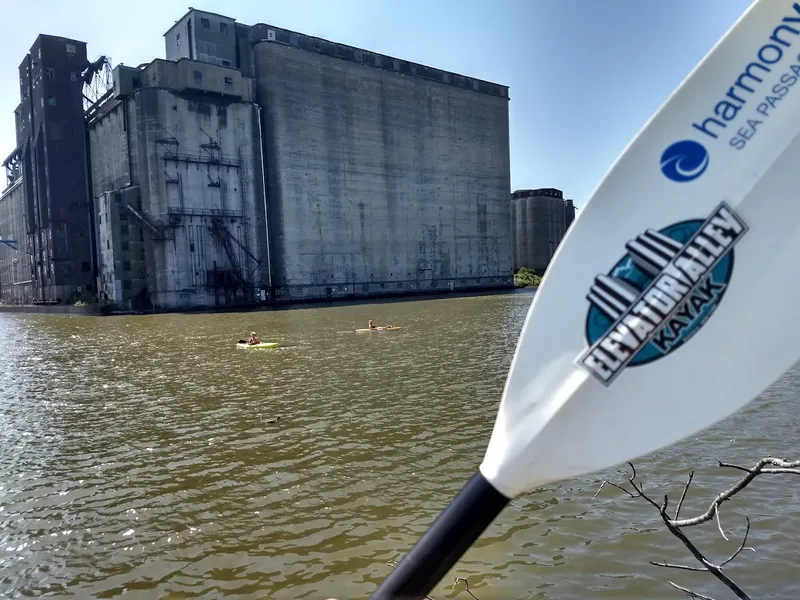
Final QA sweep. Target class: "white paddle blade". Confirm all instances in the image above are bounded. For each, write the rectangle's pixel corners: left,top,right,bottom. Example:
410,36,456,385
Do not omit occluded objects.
481,0,800,499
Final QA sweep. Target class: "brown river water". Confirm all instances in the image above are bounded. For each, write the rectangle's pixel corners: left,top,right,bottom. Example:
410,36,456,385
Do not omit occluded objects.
0,292,798,599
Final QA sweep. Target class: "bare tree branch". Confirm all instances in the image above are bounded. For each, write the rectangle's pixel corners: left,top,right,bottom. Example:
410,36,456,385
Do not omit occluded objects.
715,504,728,542
675,471,694,520
385,561,435,600
718,460,800,476
672,458,800,528
719,517,755,567
453,577,480,600
593,479,636,499
668,581,718,600
383,562,481,599
594,457,799,599
650,560,708,572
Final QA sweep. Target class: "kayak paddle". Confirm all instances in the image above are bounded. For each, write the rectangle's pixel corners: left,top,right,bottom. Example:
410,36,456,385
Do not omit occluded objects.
369,0,800,597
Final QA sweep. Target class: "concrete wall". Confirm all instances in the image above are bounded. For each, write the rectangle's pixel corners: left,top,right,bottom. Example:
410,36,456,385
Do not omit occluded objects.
254,41,512,302
94,186,147,305
141,59,253,101
0,180,35,303
512,189,567,273
164,10,237,68
89,100,141,305
165,13,194,62
133,89,267,309
89,74,268,310
192,12,237,67
89,100,131,192
15,35,94,303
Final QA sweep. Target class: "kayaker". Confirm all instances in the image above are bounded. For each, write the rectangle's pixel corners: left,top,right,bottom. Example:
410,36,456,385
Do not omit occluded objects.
368,320,376,330
248,331,261,345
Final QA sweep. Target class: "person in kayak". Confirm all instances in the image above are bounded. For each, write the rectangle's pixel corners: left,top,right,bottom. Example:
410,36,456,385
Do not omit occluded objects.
248,331,261,345
367,320,398,330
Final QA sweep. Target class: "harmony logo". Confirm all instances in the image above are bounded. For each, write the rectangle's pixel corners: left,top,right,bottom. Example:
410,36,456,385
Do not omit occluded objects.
577,202,748,386
660,139,709,182
660,4,800,179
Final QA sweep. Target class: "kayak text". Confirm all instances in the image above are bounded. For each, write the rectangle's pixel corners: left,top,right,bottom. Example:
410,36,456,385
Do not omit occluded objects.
650,278,724,354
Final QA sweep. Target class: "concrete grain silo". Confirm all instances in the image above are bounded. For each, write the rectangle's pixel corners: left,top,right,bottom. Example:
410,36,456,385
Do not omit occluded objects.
511,188,567,274
0,8,515,311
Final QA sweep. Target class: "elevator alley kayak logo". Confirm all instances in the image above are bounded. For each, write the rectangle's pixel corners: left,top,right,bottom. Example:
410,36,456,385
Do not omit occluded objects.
660,140,709,182
577,202,748,386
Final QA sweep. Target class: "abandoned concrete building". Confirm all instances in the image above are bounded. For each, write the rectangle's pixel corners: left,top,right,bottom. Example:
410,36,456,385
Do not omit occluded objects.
0,8,513,310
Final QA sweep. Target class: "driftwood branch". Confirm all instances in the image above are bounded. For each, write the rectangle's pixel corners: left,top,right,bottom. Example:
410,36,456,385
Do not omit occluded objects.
381,562,482,599
595,457,800,600
452,577,480,599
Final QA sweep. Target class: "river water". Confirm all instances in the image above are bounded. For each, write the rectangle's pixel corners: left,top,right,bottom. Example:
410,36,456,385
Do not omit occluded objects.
0,292,798,599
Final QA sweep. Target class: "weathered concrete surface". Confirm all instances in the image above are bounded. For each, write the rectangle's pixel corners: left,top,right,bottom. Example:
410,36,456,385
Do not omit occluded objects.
93,186,147,305
511,188,567,274
254,41,513,302
0,180,36,303
14,35,95,304
164,9,238,68
89,100,131,193
132,89,266,309
88,60,268,311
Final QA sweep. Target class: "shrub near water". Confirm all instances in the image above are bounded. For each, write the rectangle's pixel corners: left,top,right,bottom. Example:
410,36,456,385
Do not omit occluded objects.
514,267,541,288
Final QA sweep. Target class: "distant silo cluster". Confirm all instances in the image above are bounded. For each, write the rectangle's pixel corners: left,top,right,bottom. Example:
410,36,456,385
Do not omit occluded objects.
511,188,574,274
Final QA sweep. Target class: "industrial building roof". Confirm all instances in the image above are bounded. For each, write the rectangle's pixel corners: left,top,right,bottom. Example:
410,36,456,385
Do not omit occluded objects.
163,8,509,97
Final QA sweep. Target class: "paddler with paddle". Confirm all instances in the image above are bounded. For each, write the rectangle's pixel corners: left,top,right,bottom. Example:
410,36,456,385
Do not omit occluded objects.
368,320,399,330
247,331,261,345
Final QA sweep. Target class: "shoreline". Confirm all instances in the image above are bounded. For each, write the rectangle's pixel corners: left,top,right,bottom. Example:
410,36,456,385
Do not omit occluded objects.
0,286,537,317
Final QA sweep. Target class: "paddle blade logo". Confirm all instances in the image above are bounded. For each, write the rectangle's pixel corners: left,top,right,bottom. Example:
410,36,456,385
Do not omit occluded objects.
578,202,748,386
660,139,709,182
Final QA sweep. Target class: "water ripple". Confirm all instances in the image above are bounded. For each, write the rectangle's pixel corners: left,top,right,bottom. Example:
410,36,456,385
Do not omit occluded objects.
0,295,798,599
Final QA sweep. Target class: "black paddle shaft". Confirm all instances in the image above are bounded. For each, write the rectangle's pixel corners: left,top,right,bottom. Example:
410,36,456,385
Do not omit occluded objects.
368,470,510,600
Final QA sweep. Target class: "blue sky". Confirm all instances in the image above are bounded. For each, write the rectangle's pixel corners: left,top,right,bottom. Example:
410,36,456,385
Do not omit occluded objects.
0,0,753,205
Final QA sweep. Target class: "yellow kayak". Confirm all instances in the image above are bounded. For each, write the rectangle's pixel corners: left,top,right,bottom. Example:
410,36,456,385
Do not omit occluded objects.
236,341,280,349
355,327,402,333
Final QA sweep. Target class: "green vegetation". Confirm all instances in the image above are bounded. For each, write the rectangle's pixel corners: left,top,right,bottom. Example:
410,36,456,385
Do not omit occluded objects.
514,267,541,288
63,291,99,306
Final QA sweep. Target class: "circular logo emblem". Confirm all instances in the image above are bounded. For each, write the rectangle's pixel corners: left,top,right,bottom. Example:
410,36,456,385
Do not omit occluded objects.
660,140,709,182
585,219,734,367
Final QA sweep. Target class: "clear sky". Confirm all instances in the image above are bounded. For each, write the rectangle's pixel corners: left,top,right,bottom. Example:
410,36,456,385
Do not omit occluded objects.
0,0,754,206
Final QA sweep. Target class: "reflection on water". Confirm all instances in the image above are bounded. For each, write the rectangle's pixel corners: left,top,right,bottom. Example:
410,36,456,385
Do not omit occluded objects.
0,293,798,599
